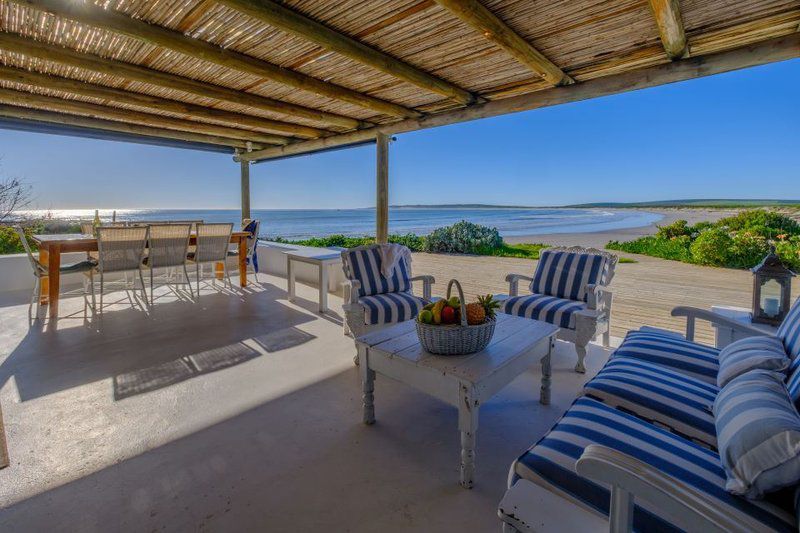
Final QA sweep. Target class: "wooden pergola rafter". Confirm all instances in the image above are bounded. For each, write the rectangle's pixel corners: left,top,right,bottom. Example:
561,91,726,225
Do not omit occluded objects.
0,0,797,232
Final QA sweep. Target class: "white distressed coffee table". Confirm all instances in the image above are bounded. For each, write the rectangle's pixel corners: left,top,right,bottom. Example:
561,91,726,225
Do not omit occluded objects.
285,249,342,313
355,313,559,489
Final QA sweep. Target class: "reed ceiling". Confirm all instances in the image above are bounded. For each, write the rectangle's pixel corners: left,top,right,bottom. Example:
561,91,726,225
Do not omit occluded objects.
0,0,797,156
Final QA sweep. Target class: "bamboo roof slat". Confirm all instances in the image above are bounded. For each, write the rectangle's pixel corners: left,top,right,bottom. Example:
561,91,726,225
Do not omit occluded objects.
0,0,796,155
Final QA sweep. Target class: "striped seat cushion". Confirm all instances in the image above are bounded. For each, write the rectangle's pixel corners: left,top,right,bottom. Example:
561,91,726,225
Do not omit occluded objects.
342,246,411,297
778,296,800,361
359,292,427,325
531,249,607,302
715,370,800,498
716,335,789,388
612,329,720,384
513,397,795,532
583,356,718,445
502,294,586,329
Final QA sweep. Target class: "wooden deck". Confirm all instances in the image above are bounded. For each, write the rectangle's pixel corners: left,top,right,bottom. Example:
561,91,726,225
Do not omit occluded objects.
412,252,799,345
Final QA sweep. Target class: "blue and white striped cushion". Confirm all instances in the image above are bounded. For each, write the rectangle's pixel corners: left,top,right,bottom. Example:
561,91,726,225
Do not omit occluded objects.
530,249,607,302
714,370,800,498
613,329,720,384
502,294,586,329
778,297,800,361
583,356,718,445
359,291,426,325
717,335,789,388
786,359,800,409
513,397,795,532
342,246,412,297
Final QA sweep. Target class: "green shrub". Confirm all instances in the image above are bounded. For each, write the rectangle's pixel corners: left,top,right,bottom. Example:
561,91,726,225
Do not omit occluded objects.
656,219,691,239
0,224,38,254
728,231,770,269
717,209,800,238
690,228,733,265
775,236,800,271
607,235,692,262
424,220,502,254
273,233,426,251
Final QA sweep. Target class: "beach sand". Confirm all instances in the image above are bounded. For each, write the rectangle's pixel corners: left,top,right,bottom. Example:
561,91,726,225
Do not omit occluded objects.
503,207,740,249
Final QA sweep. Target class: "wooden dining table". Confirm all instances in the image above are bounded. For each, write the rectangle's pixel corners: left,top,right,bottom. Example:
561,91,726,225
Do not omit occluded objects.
32,231,251,318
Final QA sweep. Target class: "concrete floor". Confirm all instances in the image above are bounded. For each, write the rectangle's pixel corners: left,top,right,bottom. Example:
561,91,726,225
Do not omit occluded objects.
0,274,613,532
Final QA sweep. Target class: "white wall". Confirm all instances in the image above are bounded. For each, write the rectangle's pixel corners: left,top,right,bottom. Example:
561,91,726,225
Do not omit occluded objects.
0,241,346,294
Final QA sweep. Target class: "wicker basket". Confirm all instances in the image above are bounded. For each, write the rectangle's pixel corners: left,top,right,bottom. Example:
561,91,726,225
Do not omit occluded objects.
415,279,496,355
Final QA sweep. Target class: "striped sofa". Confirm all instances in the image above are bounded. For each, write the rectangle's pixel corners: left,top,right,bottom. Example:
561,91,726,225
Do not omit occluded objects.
500,247,618,373
499,298,800,533
341,244,434,340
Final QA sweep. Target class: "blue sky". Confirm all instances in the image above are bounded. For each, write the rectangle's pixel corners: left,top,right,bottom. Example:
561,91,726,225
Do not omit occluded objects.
2,58,798,210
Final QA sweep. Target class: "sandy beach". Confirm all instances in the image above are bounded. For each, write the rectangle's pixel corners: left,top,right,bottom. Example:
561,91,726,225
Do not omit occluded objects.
504,207,741,249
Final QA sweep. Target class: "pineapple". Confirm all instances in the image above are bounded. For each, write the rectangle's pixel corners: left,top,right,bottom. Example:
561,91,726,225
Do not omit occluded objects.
465,302,485,325
465,294,501,325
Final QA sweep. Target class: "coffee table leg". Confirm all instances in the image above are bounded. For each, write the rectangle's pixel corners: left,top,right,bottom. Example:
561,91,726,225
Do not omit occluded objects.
359,345,375,425
540,337,554,405
458,383,479,489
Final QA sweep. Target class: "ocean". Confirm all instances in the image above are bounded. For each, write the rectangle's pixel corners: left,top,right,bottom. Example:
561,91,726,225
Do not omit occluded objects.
17,207,662,240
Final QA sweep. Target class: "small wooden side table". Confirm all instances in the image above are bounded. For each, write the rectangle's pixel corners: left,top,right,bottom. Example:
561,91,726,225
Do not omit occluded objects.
710,305,778,348
285,249,342,313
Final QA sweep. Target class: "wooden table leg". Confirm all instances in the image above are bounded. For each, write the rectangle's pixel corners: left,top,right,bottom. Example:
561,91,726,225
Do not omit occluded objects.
47,244,61,319
38,248,49,305
458,382,479,489
215,262,224,280
318,262,328,313
359,345,375,425
238,235,247,288
540,337,554,405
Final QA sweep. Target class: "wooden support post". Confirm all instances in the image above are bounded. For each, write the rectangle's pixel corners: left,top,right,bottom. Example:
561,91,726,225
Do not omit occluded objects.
240,158,251,224
375,132,389,244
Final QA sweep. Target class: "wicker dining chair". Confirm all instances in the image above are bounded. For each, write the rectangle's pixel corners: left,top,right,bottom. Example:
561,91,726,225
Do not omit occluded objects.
188,223,234,294
90,225,149,308
143,223,194,304
14,226,97,318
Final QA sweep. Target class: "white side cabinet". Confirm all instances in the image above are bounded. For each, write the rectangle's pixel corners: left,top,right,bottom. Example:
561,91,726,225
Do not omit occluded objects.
711,305,778,348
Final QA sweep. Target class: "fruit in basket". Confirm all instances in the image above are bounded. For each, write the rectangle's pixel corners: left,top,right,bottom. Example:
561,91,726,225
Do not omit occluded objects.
418,310,433,324
465,302,485,325
465,294,501,325
432,300,446,324
423,302,435,312
478,294,501,319
441,306,456,324
447,296,460,308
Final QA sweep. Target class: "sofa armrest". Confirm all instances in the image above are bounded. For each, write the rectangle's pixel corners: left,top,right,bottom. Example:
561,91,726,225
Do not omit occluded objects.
671,306,772,343
506,273,533,297
410,275,435,301
576,445,755,533
342,279,361,305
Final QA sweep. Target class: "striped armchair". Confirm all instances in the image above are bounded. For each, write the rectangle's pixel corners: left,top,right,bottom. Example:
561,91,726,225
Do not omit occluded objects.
501,246,617,372
341,244,434,340
499,299,800,533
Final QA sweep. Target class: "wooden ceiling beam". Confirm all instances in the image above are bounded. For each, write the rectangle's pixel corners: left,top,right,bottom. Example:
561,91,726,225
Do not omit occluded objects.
432,0,573,86
12,0,420,120
216,0,477,105
0,86,281,146
241,33,800,162
648,0,688,59
0,32,365,131
0,104,262,150
0,64,322,140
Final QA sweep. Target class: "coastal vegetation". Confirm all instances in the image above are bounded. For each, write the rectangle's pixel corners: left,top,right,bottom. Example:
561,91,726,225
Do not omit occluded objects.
607,209,800,270
276,220,549,260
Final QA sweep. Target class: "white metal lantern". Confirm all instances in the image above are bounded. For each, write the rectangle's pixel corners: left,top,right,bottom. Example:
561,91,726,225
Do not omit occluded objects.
751,246,795,326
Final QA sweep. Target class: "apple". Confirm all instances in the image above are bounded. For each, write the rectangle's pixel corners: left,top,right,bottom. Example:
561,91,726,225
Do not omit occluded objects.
441,306,456,324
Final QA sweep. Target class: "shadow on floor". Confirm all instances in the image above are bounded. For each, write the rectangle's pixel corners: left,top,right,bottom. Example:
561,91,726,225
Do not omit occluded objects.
0,282,317,402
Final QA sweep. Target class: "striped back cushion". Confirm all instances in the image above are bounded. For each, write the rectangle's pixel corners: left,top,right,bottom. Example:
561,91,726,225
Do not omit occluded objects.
714,369,800,498
531,249,607,302
716,335,789,388
778,296,800,361
341,246,411,297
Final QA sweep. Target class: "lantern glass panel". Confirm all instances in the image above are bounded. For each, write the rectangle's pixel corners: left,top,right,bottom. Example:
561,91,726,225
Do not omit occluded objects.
760,278,783,318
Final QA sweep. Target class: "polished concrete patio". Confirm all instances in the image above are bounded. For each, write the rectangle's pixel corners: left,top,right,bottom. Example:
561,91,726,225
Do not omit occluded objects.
0,273,613,532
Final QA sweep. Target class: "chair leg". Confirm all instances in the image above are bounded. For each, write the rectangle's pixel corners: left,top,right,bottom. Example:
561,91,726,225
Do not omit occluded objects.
196,263,201,297
99,273,104,311
184,264,195,300
150,268,154,306
224,261,232,289
575,343,587,374
30,277,40,320
138,269,147,303
89,271,96,311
